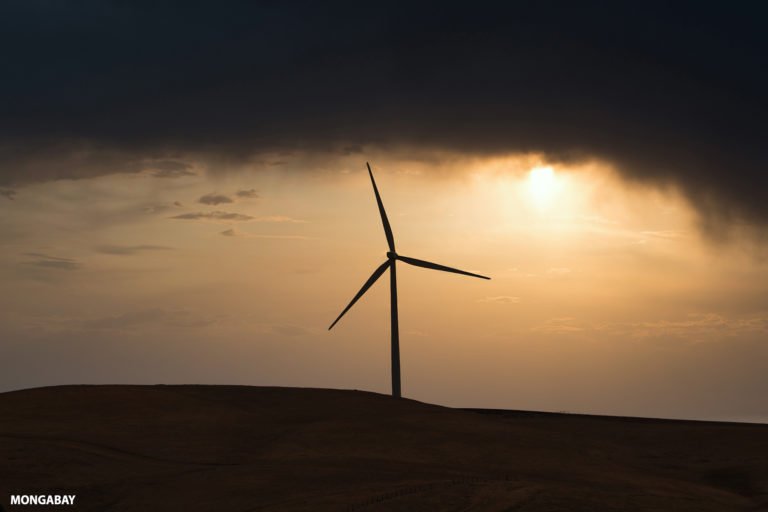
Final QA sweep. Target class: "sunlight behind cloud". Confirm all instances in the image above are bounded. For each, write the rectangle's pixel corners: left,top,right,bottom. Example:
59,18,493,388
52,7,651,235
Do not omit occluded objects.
526,166,560,210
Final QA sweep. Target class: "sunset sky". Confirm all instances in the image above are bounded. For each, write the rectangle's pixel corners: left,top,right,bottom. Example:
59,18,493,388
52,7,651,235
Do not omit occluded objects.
1,3,767,423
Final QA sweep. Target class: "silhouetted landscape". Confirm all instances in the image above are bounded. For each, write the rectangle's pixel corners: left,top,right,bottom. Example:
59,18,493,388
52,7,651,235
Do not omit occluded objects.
2,4,768,511
2,385,767,511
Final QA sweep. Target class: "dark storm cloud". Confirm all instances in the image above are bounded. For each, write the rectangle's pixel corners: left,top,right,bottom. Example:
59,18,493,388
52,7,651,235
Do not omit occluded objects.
94,244,173,255
1,3,767,227
170,211,253,221
198,193,234,205
0,189,15,200
22,253,81,271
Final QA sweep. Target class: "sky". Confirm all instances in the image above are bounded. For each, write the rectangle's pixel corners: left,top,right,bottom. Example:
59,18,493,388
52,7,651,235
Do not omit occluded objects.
1,2,767,422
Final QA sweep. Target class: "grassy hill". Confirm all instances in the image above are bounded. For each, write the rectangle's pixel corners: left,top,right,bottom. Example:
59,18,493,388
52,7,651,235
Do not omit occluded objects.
1,385,767,511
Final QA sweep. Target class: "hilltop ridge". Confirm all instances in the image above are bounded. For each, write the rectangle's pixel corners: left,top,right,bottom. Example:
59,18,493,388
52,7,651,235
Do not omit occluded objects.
1,385,766,511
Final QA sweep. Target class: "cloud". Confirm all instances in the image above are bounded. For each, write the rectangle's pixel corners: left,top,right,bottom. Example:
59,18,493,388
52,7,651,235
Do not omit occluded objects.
616,313,768,341
640,230,685,240
546,267,572,278
236,189,259,199
94,244,173,255
1,4,767,232
142,202,184,214
148,161,196,178
197,190,258,207
478,296,521,304
22,253,81,271
170,211,254,221
152,169,195,179
531,313,768,340
83,308,218,330
531,317,585,333
0,189,15,200
219,227,314,240
254,215,306,223
198,193,234,205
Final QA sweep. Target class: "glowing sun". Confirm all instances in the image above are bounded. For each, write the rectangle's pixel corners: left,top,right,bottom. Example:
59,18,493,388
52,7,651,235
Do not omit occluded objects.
527,166,560,209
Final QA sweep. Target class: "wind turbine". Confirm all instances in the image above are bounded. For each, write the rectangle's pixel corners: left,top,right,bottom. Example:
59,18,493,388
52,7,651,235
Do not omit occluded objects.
329,162,490,398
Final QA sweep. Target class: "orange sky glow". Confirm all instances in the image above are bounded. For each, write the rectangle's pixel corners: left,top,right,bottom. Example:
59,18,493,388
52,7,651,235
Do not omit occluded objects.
1,152,766,423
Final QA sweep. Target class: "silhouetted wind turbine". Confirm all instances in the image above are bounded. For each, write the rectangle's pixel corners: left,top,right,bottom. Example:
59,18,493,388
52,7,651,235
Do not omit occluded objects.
329,162,490,398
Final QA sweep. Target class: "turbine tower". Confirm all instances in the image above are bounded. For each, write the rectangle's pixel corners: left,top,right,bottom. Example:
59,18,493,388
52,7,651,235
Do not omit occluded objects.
329,162,490,398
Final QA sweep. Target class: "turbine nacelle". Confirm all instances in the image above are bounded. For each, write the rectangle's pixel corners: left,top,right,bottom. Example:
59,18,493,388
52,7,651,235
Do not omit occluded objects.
386,251,398,260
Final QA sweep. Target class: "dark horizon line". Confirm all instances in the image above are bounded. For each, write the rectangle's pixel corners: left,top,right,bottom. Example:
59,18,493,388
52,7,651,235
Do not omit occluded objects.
1,382,765,427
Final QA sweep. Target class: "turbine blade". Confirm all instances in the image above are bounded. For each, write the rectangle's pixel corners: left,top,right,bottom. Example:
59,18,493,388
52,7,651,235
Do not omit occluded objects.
328,260,391,330
367,162,396,251
396,254,491,280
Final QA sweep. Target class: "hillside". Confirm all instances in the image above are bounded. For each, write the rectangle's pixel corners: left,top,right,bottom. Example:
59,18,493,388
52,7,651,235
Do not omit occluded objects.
1,385,767,511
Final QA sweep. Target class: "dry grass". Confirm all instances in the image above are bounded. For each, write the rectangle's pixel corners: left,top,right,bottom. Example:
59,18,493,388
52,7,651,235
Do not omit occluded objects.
1,385,766,511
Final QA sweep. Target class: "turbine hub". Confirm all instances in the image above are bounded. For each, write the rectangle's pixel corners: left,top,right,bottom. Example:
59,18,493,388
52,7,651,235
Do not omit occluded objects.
386,251,398,260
